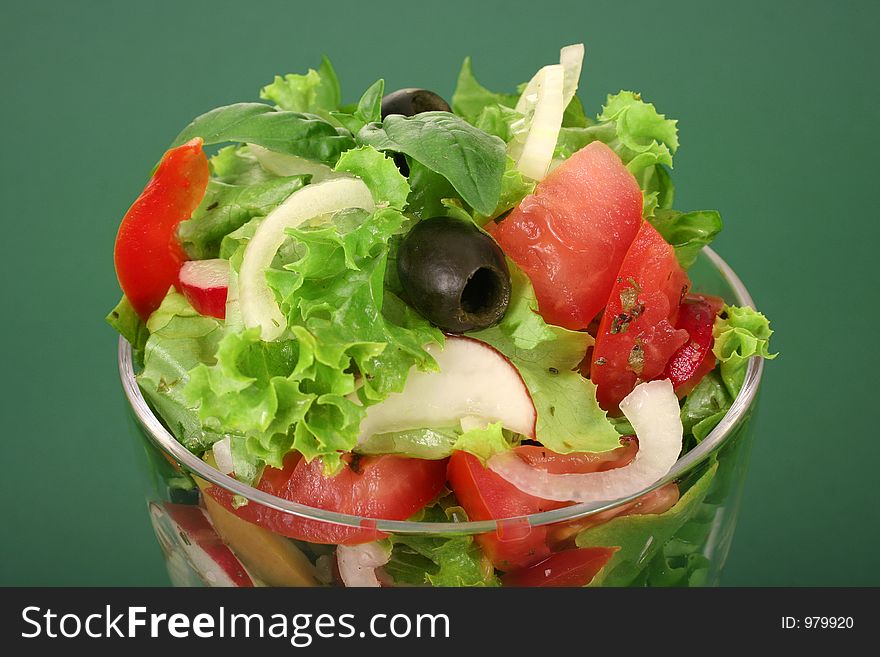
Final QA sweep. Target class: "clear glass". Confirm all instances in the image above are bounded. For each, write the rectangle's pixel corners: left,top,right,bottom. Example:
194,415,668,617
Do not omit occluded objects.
121,247,764,587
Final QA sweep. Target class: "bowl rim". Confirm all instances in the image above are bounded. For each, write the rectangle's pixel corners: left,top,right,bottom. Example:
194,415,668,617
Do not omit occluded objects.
118,246,763,536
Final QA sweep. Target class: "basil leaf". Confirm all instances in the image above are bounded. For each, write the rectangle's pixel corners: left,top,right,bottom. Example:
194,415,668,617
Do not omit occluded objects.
172,103,355,165
357,112,506,216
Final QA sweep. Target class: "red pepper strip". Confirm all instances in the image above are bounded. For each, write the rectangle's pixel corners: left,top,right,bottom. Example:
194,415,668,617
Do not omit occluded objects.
114,138,209,320
661,294,725,395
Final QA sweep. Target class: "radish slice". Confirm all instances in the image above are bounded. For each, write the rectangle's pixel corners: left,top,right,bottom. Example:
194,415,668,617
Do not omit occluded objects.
510,64,565,181
239,177,375,340
487,379,683,503
212,437,234,475
354,336,537,442
179,259,230,319
249,144,340,183
149,502,254,587
337,542,391,588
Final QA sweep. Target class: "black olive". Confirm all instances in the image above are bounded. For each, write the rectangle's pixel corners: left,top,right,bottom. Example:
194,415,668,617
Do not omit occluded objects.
397,217,511,333
380,88,452,119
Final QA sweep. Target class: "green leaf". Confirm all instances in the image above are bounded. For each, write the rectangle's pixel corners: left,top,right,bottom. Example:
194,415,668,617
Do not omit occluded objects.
172,103,355,166
259,55,341,115
179,207,443,475
184,328,314,478
553,92,679,215
680,371,733,441
404,158,462,220
334,145,410,210
451,57,518,123
178,176,308,259
355,427,459,459
473,157,535,225
470,265,620,453
331,79,385,134
106,295,149,365
357,112,507,216
599,91,679,154
452,422,512,462
136,291,226,453
209,145,279,185
648,209,723,269
385,505,500,587
575,462,717,586
713,305,777,398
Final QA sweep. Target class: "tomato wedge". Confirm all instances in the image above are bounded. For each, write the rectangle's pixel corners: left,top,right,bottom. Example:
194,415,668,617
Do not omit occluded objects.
590,221,691,411
447,443,637,571
662,294,724,396
206,453,447,545
114,138,209,319
501,547,618,587
489,142,643,330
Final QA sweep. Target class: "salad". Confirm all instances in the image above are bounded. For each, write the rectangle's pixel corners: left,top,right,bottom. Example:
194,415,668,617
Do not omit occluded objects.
109,44,775,587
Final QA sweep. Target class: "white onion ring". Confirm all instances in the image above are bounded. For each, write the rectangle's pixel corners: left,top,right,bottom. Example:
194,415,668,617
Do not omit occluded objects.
487,380,683,503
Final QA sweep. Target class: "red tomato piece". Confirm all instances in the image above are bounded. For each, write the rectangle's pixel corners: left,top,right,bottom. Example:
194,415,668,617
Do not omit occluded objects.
448,451,563,570
206,453,447,545
447,443,637,571
590,221,691,411
114,138,209,319
501,547,618,587
662,294,724,396
489,142,643,330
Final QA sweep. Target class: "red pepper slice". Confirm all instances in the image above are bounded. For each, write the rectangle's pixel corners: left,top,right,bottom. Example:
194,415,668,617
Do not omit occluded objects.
114,138,209,319
661,294,724,395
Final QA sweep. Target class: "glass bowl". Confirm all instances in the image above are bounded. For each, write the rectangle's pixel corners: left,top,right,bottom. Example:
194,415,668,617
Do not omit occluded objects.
119,247,763,587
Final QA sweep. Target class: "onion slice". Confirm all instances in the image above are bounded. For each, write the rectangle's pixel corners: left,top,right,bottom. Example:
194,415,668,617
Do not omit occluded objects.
239,177,375,340
212,437,235,475
337,542,391,588
510,43,584,182
487,379,683,503
249,144,341,183
511,64,565,181
559,43,585,111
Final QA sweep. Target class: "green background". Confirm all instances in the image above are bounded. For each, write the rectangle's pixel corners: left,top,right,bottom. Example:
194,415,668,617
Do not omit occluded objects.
1,0,877,586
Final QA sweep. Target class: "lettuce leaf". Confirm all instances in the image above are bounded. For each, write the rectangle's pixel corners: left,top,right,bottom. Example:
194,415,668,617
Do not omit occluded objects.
648,209,723,269
451,57,519,124
210,145,279,185
107,295,149,365
680,370,733,441
554,91,679,214
334,145,409,210
136,292,226,453
575,462,717,586
385,505,500,587
179,207,443,476
469,266,620,454
713,305,777,398
178,176,308,259
355,427,459,459
260,56,341,115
